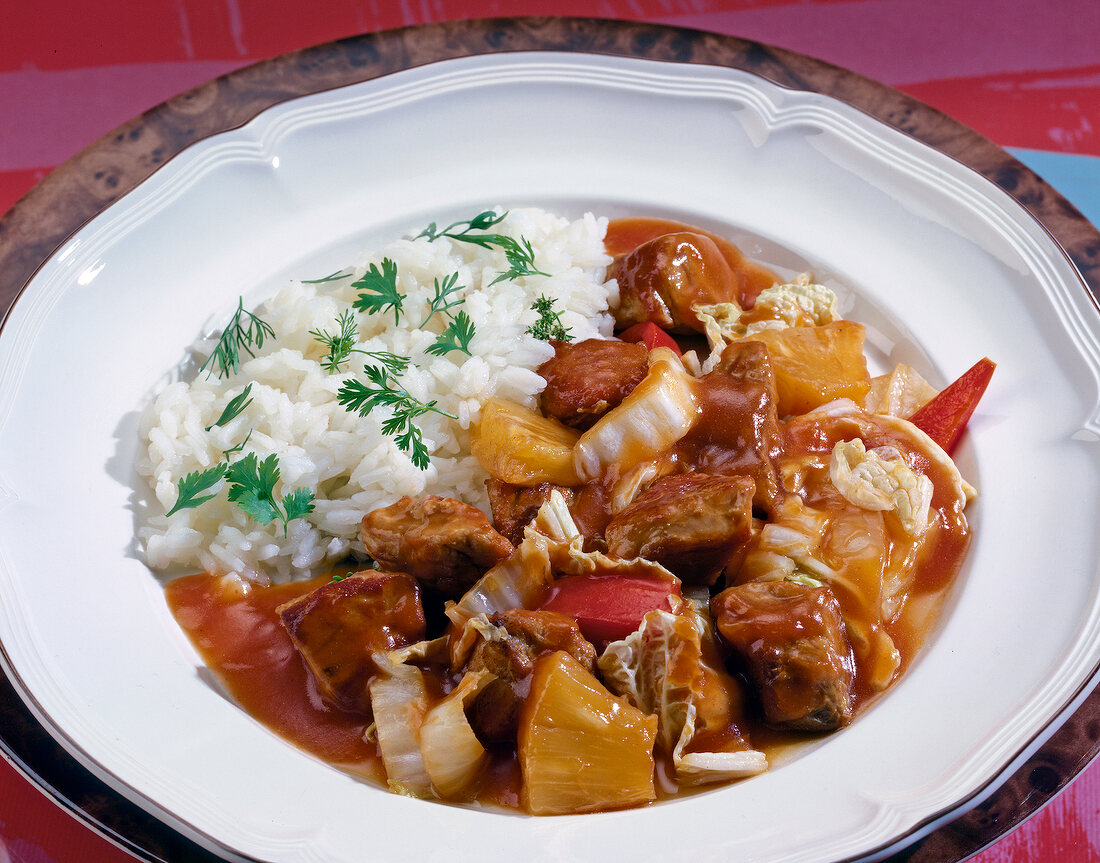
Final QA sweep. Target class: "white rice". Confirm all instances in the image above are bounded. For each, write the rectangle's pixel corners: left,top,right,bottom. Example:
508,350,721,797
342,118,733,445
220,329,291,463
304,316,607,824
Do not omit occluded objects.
137,208,618,583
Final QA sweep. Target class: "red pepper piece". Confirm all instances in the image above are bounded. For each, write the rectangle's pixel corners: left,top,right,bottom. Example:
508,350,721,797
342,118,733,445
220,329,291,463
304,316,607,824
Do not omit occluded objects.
617,321,681,355
538,573,680,644
910,357,996,453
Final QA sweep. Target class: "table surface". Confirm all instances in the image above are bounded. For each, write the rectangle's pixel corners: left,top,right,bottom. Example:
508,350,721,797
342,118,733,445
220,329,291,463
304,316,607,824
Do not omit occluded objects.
3,2,1100,862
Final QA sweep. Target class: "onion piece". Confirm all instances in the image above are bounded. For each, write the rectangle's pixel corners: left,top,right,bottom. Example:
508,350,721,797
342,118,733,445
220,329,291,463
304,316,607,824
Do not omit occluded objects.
573,347,698,482
369,652,431,797
420,669,496,799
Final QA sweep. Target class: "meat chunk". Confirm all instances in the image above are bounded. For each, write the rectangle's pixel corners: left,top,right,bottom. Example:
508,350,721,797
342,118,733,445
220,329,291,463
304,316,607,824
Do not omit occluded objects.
538,338,648,429
466,609,597,742
676,340,785,514
360,495,513,598
711,580,854,731
277,572,425,714
485,479,575,547
604,473,755,586
608,232,738,334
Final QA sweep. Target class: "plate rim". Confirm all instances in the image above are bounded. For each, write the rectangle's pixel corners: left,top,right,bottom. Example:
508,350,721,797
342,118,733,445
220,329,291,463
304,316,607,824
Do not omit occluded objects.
2,16,1099,863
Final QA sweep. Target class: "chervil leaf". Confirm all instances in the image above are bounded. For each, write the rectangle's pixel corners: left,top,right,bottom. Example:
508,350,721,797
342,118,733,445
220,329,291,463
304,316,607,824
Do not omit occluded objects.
361,351,410,377
352,258,404,324
336,363,456,469
166,463,227,516
425,309,476,357
419,273,466,328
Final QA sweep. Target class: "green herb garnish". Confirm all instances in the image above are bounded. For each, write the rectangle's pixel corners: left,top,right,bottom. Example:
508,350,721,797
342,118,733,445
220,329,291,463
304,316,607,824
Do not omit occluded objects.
417,210,548,285
165,463,228,516
222,429,253,459
166,448,314,536
336,363,456,469
361,351,411,376
199,297,276,379
309,309,365,374
224,452,316,537
205,383,254,431
352,258,404,324
426,310,476,357
420,273,466,327
301,269,354,284
526,295,572,342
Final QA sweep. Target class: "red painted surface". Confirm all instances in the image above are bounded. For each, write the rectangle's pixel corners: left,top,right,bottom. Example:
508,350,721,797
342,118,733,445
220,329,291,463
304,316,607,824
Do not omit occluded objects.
3,2,1100,861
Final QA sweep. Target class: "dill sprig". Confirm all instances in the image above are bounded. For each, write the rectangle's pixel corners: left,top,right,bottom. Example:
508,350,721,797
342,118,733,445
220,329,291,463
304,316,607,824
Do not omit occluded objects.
526,295,572,342
336,362,456,469
205,383,254,431
301,269,354,284
222,429,253,459
309,309,365,374
199,297,276,379
417,210,548,285
166,463,227,516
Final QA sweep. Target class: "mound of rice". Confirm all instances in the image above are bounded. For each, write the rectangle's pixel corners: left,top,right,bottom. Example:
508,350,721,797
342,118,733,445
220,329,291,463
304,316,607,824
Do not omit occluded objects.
137,208,618,582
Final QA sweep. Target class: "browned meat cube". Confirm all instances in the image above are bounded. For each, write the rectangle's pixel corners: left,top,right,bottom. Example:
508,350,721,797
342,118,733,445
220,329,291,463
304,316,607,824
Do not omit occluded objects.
485,479,574,547
360,495,513,597
676,340,785,514
538,338,648,429
484,478,616,548
608,232,738,334
604,473,755,586
711,580,854,731
277,572,425,714
466,609,597,742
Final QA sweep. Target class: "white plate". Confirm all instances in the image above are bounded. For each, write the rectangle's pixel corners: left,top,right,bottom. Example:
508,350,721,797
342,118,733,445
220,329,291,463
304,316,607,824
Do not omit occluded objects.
2,51,1099,863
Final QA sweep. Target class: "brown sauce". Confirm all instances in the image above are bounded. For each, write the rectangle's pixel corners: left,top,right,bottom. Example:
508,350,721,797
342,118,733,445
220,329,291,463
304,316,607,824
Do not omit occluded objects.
165,573,384,784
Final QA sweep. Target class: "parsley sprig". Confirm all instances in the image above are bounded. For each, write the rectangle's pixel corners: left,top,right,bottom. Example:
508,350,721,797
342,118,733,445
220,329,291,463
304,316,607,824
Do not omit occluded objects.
225,452,316,537
417,210,548,285
199,297,276,379
165,451,314,536
336,362,456,469
526,295,572,342
352,258,403,324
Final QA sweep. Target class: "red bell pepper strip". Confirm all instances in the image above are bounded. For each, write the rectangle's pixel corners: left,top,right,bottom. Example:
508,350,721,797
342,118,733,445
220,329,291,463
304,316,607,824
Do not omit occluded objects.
909,357,995,454
617,321,681,355
538,573,681,644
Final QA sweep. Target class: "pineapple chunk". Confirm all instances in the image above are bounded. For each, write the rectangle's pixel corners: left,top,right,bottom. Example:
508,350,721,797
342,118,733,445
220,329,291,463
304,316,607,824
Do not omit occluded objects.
470,398,581,486
518,650,657,815
742,320,870,416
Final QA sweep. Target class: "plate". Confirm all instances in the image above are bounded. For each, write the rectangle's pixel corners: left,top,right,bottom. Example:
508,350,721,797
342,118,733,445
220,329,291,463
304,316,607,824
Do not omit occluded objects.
2,18,1100,863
